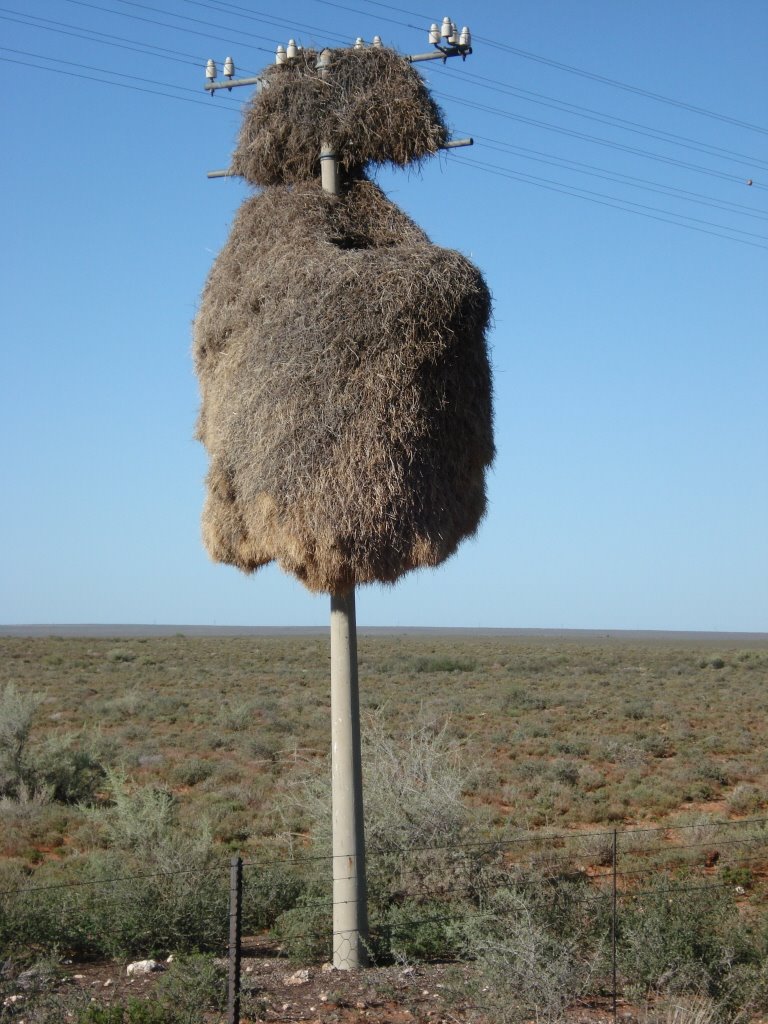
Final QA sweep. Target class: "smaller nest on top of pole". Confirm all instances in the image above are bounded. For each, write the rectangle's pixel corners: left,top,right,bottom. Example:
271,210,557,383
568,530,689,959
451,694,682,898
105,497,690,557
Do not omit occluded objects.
231,46,448,185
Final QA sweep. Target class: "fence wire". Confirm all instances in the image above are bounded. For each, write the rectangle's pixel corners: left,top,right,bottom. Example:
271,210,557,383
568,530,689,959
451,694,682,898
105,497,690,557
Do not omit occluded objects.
2,816,768,1023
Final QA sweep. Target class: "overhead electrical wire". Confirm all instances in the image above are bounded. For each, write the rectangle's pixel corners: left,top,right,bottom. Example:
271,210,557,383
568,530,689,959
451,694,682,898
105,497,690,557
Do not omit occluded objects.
469,135,768,222
452,154,768,250
0,53,238,110
49,0,764,196
56,0,768,151
59,0,282,56
334,0,768,135
437,89,766,189
1,8,211,67
179,0,350,46
432,65,768,172
119,0,768,177
6,1,766,249
302,0,418,32
0,7,259,75
48,1,765,185
106,0,349,48
0,43,241,104
475,35,768,137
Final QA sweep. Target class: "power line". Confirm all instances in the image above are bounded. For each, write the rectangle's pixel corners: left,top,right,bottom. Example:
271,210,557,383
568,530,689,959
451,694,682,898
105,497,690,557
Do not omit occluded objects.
111,0,349,49
470,135,768,222
452,154,768,250
474,35,768,137
433,65,768,172
8,6,765,249
324,0,432,20
180,0,349,47
310,0,418,32
0,44,241,104
311,0,768,135
0,7,258,76
317,0,768,166
437,89,766,189
0,53,238,110
45,0,766,194
59,0,279,56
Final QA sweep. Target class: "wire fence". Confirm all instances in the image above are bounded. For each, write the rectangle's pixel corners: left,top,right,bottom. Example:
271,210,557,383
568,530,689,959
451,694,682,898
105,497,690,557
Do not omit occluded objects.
2,815,768,1023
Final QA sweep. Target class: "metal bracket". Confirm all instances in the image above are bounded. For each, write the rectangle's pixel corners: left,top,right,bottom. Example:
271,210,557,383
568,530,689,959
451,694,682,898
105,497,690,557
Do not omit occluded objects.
206,138,473,178
407,45,472,64
204,76,262,93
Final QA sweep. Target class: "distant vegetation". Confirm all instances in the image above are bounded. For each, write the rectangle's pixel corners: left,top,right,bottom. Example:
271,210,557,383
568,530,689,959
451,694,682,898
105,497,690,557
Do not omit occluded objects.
2,634,768,1022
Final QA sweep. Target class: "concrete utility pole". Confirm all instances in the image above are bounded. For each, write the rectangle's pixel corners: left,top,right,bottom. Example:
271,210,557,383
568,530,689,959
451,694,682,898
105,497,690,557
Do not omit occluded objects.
329,589,369,968
317,46,369,970
203,22,476,973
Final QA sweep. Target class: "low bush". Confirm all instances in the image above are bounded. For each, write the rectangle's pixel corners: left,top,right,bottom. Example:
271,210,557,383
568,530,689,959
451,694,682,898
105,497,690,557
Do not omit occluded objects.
0,682,43,799
37,733,107,804
619,879,758,1000
414,656,477,674
458,883,607,1024
2,955,227,1024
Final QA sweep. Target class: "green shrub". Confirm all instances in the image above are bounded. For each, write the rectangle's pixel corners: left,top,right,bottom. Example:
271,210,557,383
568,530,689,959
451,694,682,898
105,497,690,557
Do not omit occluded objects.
273,715,484,963
170,758,215,787
76,1002,169,1024
154,954,227,1023
271,887,332,962
414,656,477,674
242,862,306,930
383,898,466,962
70,957,226,1024
727,783,764,815
720,865,753,890
0,774,228,959
106,648,137,663
458,883,606,1024
619,880,755,999
37,734,107,804
0,682,43,798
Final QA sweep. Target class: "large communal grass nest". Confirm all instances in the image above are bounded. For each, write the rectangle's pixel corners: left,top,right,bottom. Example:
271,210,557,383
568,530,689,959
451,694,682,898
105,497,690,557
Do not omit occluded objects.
194,47,493,594
231,46,448,185
195,180,493,592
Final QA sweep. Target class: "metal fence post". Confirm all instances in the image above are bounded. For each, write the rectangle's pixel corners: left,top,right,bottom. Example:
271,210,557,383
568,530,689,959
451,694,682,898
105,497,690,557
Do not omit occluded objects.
611,829,618,1022
227,855,243,1024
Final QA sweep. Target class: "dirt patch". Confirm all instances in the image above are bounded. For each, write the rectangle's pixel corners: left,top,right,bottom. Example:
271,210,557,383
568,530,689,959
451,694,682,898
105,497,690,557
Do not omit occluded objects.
7,940,646,1024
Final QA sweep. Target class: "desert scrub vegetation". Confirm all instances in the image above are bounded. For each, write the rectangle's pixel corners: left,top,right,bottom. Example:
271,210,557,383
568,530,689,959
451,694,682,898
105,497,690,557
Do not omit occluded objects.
271,714,487,963
0,769,228,958
0,953,228,1024
2,633,768,870
2,633,768,1019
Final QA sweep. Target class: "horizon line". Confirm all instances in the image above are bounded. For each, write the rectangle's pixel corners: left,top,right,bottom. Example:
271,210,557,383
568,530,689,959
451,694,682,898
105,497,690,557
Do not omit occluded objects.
1,624,767,644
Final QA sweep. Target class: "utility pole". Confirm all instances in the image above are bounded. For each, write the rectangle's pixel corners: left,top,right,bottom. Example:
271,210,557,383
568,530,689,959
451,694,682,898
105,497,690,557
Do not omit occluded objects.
316,44,369,970
203,16,476,971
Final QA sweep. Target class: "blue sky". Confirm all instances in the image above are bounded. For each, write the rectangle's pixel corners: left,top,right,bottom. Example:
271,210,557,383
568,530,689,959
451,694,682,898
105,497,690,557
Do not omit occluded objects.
1,0,766,630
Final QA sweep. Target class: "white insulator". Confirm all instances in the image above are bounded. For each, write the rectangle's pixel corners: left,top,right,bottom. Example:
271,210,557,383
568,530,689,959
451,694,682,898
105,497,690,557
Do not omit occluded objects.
205,58,216,81
286,39,298,58
275,45,286,64
441,16,452,40
449,21,459,44
354,37,365,49
372,35,383,48
459,26,471,47
223,56,234,78
429,23,440,45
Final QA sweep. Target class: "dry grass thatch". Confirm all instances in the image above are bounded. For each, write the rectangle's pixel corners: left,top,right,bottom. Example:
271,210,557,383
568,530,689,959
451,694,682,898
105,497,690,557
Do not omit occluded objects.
231,46,448,185
194,47,493,593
